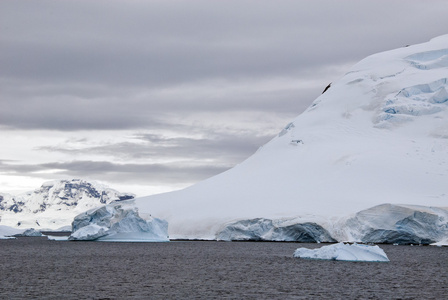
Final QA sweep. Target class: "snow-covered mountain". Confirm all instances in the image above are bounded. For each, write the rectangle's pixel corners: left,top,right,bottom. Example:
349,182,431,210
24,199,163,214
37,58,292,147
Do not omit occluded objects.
128,35,448,243
0,179,134,229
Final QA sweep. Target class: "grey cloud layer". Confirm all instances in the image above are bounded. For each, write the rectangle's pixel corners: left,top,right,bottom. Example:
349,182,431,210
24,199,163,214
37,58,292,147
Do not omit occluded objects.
2,0,448,131
1,0,448,193
0,159,226,185
37,129,274,163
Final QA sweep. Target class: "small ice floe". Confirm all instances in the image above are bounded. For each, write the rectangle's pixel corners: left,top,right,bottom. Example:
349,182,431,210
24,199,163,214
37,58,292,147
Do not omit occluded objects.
431,238,448,247
293,242,389,262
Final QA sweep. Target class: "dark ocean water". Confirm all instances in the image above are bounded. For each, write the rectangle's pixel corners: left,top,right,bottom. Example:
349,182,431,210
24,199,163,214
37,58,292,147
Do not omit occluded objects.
0,238,446,299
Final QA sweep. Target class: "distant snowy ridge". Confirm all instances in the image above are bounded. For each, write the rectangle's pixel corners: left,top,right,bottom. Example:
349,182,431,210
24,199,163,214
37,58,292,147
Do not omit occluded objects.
0,179,135,230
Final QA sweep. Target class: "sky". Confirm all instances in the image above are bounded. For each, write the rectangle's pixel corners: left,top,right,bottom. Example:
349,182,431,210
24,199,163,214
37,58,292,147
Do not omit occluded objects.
1,0,448,197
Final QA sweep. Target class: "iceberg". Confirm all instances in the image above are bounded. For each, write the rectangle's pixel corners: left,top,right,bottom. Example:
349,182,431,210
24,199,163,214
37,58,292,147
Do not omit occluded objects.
69,203,169,242
293,243,390,262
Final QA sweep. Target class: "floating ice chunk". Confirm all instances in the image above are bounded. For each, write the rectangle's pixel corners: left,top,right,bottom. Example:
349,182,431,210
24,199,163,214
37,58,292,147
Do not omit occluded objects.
69,203,169,242
293,243,390,262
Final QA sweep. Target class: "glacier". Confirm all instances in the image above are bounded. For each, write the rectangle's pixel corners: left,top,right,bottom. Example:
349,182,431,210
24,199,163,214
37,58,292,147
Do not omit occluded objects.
293,243,390,262
69,202,169,242
125,35,448,245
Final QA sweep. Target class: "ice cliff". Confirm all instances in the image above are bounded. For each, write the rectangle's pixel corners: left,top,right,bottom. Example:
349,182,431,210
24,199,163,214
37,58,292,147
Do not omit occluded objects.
118,36,448,244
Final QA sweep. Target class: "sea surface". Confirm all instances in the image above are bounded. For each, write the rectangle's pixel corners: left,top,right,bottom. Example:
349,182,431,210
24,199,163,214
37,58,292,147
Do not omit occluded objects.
0,238,446,299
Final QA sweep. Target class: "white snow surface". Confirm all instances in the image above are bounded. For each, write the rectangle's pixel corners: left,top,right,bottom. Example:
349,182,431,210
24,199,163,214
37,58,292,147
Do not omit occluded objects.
293,243,390,262
69,202,169,242
127,35,448,242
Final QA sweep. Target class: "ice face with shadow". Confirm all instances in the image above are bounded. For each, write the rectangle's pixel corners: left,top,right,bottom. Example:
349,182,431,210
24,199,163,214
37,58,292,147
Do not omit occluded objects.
293,243,390,262
342,204,448,245
216,218,336,242
69,203,169,242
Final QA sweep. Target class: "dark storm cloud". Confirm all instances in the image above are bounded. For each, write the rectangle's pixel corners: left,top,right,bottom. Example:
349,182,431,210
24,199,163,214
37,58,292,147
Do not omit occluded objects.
2,0,448,131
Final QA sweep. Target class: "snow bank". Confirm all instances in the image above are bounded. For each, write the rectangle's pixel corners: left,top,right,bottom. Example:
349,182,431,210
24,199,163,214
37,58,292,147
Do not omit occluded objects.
293,243,390,262
69,203,169,242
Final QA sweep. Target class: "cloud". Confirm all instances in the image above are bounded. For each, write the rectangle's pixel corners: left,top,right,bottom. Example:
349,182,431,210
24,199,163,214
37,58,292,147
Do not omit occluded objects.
36,128,275,163
0,159,227,186
0,74,327,131
2,0,447,132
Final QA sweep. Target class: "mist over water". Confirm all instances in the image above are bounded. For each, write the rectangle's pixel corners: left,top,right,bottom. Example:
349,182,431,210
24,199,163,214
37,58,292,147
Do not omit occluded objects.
0,238,446,299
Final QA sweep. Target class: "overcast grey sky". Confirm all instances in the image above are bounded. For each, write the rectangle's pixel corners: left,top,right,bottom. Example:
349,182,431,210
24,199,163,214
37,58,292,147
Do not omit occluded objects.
1,0,448,196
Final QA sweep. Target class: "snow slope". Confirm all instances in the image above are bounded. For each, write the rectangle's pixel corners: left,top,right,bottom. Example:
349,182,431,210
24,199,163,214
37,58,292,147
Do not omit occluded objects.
0,179,135,230
132,35,448,242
